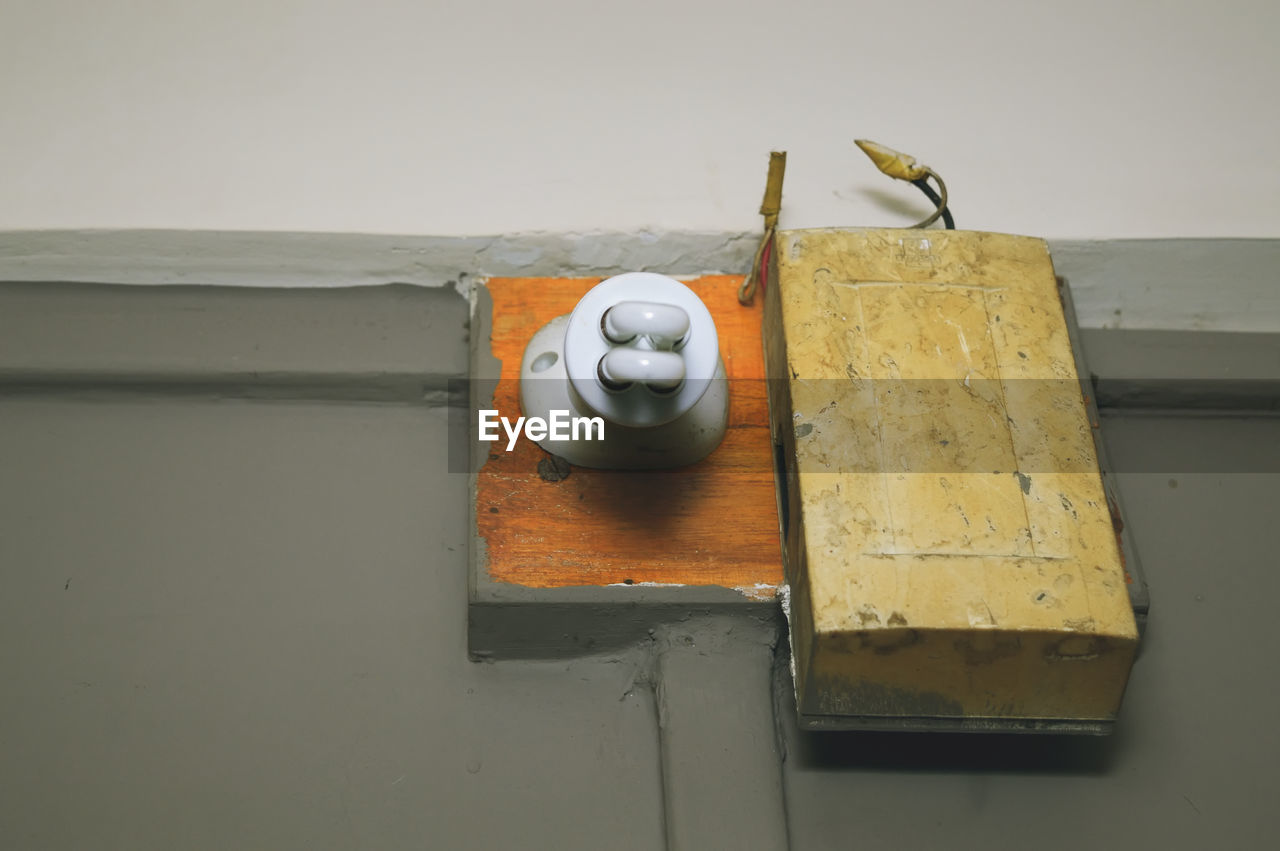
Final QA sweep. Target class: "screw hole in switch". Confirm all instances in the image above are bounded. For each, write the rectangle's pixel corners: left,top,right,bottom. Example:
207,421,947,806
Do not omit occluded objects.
530,351,558,373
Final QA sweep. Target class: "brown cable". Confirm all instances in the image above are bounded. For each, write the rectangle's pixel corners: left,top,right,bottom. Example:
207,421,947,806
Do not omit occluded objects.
739,151,786,305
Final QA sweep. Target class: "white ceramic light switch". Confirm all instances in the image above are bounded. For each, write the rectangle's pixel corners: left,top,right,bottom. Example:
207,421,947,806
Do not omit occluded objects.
519,273,728,469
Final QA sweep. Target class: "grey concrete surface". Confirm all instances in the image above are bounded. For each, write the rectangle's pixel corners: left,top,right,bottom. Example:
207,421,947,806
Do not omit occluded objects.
0,401,663,850
5,395,1277,849
5,399,1274,849
653,617,787,851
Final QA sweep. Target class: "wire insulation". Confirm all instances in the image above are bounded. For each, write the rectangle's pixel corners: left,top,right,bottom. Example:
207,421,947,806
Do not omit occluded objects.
911,172,955,229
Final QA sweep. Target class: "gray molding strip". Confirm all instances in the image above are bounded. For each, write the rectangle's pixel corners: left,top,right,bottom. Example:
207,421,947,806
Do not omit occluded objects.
1050,239,1280,333
2,234,1277,408
0,230,758,292
2,231,1277,333
1080,328,1280,413
0,281,467,403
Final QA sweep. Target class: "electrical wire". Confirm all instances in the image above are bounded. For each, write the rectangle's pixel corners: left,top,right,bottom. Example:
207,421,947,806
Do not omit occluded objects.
738,226,774,305
910,171,954,229
739,152,786,306
854,140,954,230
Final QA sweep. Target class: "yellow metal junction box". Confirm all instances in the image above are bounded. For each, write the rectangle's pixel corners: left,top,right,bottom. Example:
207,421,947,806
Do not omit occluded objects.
764,228,1139,733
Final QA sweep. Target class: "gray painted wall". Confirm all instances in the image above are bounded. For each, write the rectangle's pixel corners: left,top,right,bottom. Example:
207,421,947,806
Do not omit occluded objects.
2,237,1278,849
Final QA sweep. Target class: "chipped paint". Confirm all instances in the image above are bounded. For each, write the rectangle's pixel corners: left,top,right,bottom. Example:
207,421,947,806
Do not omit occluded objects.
606,581,688,589
733,583,780,601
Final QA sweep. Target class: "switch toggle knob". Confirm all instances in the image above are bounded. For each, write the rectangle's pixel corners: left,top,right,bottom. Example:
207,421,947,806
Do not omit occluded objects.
598,347,685,392
602,301,690,348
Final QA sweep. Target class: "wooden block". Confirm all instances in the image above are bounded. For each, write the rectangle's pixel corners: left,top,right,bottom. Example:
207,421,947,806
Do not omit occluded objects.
765,229,1139,731
475,276,782,594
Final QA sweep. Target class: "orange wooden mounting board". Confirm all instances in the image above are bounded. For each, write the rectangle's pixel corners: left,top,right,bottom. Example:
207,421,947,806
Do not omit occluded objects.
476,276,782,595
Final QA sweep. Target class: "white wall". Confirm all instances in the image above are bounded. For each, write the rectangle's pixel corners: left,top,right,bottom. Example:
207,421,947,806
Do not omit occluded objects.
2,0,1276,239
